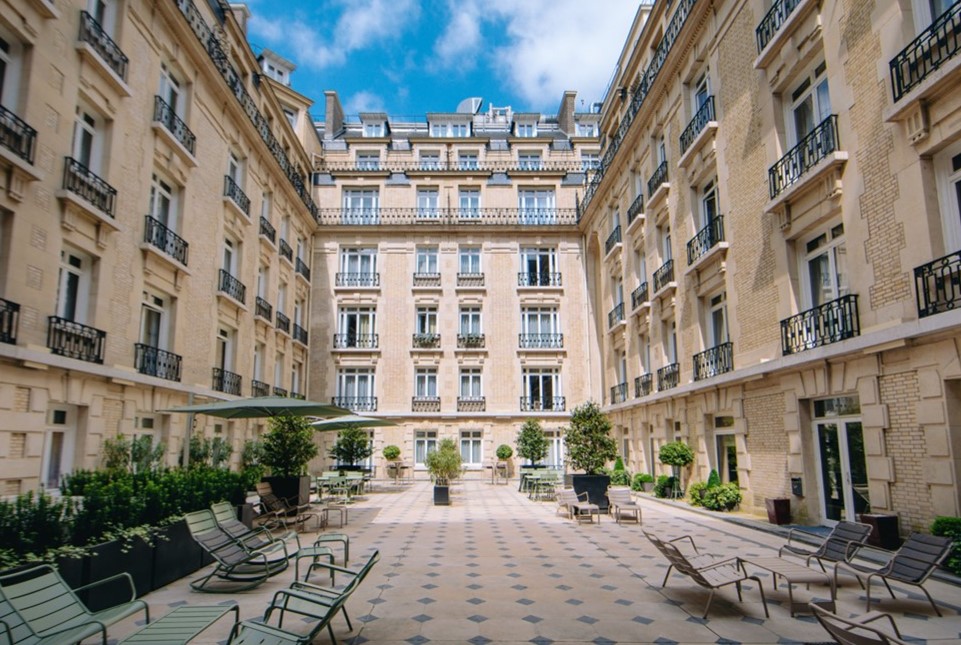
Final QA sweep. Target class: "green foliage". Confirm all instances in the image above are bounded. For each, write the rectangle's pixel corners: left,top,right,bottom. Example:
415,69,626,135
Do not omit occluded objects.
613,456,625,471
563,401,618,475
496,444,513,460
931,516,961,576
131,435,166,473
425,438,462,484
687,481,708,506
102,435,132,472
609,468,632,486
658,441,695,467
701,483,743,511
653,475,676,499
261,415,318,477
706,469,721,489
241,439,265,469
0,490,77,567
382,444,401,461
329,427,374,466
208,436,232,468
516,418,549,464
631,472,655,491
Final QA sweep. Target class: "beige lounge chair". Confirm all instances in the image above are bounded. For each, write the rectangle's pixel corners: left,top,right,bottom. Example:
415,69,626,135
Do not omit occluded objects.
606,487,641,524
810,601,909,645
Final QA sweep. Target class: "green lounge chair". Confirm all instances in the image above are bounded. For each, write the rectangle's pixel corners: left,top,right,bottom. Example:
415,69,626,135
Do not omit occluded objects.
210,501,302,554
229,591,351,645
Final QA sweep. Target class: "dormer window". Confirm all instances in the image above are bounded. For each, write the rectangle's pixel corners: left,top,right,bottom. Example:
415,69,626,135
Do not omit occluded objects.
516,123,536,137
576,122,598,137
364,122,384,137
356,152,380,170
431,122,470,137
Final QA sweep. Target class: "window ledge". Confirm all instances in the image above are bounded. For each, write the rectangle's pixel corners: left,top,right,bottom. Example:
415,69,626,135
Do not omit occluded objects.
28,0,60,19
139,242,191,276
685,241,729,276
1,152,44,202
152,122,198,168
223,195,251,221
331,346,381,355
653,281,677,302
626,213,645,237
603,242,623,264
216,292,249,313
648,182,669,211
76,41,131,97
57,189,121,233
754,0,820,72
608,319,627,335
765,151,848,216
884,54,961,131
677,122,718,170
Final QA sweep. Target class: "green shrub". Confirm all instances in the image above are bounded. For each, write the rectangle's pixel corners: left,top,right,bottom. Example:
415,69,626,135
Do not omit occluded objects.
495,444,513,460
631,473,654,491
687,481,708,506
609,469,632,486
653,475,676,498
383,444,401,461
329,427,374,466
701,483,742,511
563,401,617,474
425,438,462,484
262,415,318,477
102,435,132,472
706,469,721,489
0,490,77,567
516,419,549,464
613,456,625,471
931,516,961,576
658,441,695,467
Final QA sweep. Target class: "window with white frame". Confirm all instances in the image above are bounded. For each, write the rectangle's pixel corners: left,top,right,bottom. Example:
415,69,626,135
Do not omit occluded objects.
707,292,728,348
415,246,438,275
363,122,384,137
459,307,481,335
522,368,561,409
459,368,482,398
520,247,557,276
279,215,289,244
277,281,287,316
43,406,77,489
934,141,961,253
356,151,380,170
458,188,480,218
635,248,647,284
516,122,536,137
417,187,440,218
460,430,483,466
656,136,667,166
801,223,848,309
140,290,170,350
159,63,183,116
420,150,440,170
342,189,379,222
222,237,239,277
0,29,24,109
337,368,375,402
518,189,555,222
431,122,469,137
72,106,103,172
57,246,93,324
693,71,710,112
339,247,377,277
148,173,180,231
521,306,559,335
338,307,376,347
789,61,831,145
87,0,117,35
545,429,565,467
217,327,235,372
293,299,304,329
459,246,481,274
581,152,600,171
458,151,478,170
576,121,598,137
414,430,437,466
416,307,437,334
253,342,265,382
638,333,651,375
913,0,957,33
227,151,244,186
664,319,677,364
415,368,438,398
283,107,297,129
518,151,542,170
700,178,718,228
291,361,303,395
274,351,284,388
658,225,672,263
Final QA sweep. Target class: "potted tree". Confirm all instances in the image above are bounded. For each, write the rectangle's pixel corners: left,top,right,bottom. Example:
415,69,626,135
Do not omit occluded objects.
329,427,374,473
425,438,462,505
564,401,618,510
383,444,401,481
658,440,695,499
516,418,549,466
495,444,513,482
261,414,318,505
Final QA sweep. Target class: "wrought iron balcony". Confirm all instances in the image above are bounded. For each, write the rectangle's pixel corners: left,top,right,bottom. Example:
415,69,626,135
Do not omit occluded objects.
657,363,680,391
0,104,37,164
680,96,715,154
890,2,961,101
769,115,839,199
259,216,276,244
413,272,441,287
653,259,675,293
153,96,195,155
687,215,725,265
332,396,378,412
63,156,116,217
915,250,961,318
0,298,19,345
520,396,566,412
605,226,622,255
627,193,644,225
632,282,650,310
276,311,290,334
251,379,270,397
212,367,241,395
518,209,559,225
254,296,272,321
318,158,586,174
755,0,803,53
218,269,246,304
134,343,182,382
519,333,564,349
336,272,380,287
635,373,653,398
780,294,860,355
457,334,486,349
279,239,293,262
412,396,441,412
317,207,579,227
223,175,250,215
457,396,486,412
608,303,625,328
47,316,105,364
610,382,628,405
79,10,128,80
412,333,441,349
647,160,668,199
291,392,305,400
295,257,311,281
293,323,308,345
333,333,379,349
693,342,734,381
273,386,288,397
144,215,189,266
457,272,485,287
518,272,562,287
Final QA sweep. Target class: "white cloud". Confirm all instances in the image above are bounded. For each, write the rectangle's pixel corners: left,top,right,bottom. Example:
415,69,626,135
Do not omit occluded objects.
432,0,482,69
343,91,386,114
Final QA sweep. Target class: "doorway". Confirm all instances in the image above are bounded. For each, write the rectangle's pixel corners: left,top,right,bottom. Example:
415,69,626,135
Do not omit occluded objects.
812,397,869,523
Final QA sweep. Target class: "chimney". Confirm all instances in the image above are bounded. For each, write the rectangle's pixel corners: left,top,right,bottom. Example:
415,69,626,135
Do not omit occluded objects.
324,91,345,140
557,91,577,136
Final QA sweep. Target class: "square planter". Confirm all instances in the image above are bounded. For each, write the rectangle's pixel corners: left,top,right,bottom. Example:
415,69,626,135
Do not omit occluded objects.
152,519,204,590
83,537,153,610
433,485,450,505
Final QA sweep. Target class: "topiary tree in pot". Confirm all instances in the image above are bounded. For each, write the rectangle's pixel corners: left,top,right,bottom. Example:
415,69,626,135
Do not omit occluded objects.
425,438,462,505
658,440,694,499
261,414,318,505
329,427,374,472
563,401,618,510
383,444,401,481
495,444,513,481
516,419,549,465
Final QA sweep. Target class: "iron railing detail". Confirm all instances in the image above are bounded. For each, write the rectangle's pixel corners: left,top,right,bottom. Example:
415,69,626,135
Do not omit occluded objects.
680,96,715,154
259,216,276,243
608,303,625,328
273,386,288,397
134,343,182,381
317,207,578,227
413,272,441,287
520,396,566,412
756,0,803,53
153,95,195,154
627,193,644,225
320,158,587,174
915,250,961,318
332,396,378,412
218,269,246,304
254,296,272,320
632,282,649,310
144,215,189,265
693,342,734,381
0,298,19,345
412,396,441,412
457,396,486,412
769,114,839,199
336,272,380,287
291,392,305,400
47,316,105,364
0,104,37,164
251,379,270,397
457,334,486,349
295,257,311,281
212,367,241,395
647,160,669,198
890,2,961,101
457,272,485,287
686,215,725,265
657,363,680,391
223,175,250,214
276,311,290,334
610,382,628,405
333,333,379,349
292,323,308,345
63,157,116,217
605,226,622,255
653,260,675,293
518,272,562,287
278,239,293,262
412,333,441,348
79,10,128,80
780,294,860,355
635,374,653,398
518,333,564,349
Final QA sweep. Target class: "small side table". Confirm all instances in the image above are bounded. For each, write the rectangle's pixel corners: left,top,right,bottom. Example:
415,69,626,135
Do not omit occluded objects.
740,556,835,617
119,605,239,643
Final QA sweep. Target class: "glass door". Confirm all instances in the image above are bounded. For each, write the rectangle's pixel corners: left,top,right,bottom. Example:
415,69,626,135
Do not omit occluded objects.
815,418,869,522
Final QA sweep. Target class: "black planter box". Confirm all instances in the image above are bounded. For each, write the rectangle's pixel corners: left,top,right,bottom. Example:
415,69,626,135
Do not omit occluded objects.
83,538,153,610
55,554,85,590
433,485,450,505
859,513,902,550
263,475,311,506
152,519,204,590
572,474,611,511
765,498,792,525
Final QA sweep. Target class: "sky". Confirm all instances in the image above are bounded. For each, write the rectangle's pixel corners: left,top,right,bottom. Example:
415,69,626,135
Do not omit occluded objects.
245,0,641,120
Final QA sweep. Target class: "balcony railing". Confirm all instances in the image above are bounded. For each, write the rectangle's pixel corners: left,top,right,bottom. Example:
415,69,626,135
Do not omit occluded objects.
457,272,485,287
317,207,579,227
251,379,270,397
605,226,622,255
412,333,441,348
520,396,566,412
255,296,273,321
890,2,961,101
259,216,276,244
47,316,106,364
686,215,725,265
610,382,628,405
457,396,486,412
276,311,290,334
332,396,378,412
413,272,441,287
336,272,380,287
781,294,860,355
412,396,441,412
635,373,653,398
627,194,644,225
518,333,564,349
291,391,305,400
657,363,680,391
134,343,182,382
218,269,246,304
223,175,250,215
279,239,293,262
295,258,311,282
79,10,128,80
632,282,649,309
518,272,562,287
915,250,961,318
769,114,839,199
608,303,625,328
319,158,587,174
755,0,803,53
680,96,715,154
0,104,37,164
293,323,308,345
333,333,379,349
273,386,288,397
653,259,675,293
144,215,189,266
0,298,19,345
153,96,195,155
212,368,241,395
63,156,116,217
693,342,734,381
647,160,668,198
457,334,486,349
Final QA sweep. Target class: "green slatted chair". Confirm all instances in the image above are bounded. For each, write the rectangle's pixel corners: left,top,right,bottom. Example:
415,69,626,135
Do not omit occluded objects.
210,501,302,554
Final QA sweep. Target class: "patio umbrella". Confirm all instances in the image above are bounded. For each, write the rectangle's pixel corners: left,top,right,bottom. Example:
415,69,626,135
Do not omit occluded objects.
310,414,397,431
161,395,352,419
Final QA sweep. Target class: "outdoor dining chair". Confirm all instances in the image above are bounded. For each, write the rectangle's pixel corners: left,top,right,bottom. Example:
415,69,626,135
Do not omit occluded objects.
779,520,872,572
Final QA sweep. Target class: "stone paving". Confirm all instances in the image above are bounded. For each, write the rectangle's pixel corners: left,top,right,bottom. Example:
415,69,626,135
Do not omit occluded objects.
100,479,961,644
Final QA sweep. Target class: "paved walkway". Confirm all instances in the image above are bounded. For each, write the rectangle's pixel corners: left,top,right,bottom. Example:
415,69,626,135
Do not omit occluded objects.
103,479,961,644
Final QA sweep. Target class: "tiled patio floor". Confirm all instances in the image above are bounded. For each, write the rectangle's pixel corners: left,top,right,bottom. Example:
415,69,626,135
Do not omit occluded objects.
100,479,961,644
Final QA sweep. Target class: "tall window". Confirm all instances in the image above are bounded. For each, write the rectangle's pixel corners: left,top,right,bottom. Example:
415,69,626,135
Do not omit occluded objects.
458,151,478,170
414,430,437,466
342,189,379,222
291,361,303,395
638,333,651,375
459,246,481,274
415,246,439,275
43,406,77,489
521,307,559,334
257,265,269,300
522,368,561,409
222,238,239,276
460,430,483,466
545,430,565,467
518,189,555,222
57,247,92,323
415,368,438,397
459,307,481,335
790,61,831,145
934,142,961,252
226,151,243,186
340,247,377,277
458,188,480,218
337,307,375,348
274,351,284,388
159,64,183,115
337,368,375,402
708,292,728,347
417,188,439,218
664,320,677,364
581,152,599,171
277,282,287,317
635,248,647,284
216,327,235,372
149,174,179,231
520,247,557,276
87,0,116,34
416,307,437,334
693,71,710,111
140,290,169,349
73,107,102,172
700,178,718,228
460,368,482,398
419,150,440,170
253,343,265,382
0,29,24,109
802,223,847,309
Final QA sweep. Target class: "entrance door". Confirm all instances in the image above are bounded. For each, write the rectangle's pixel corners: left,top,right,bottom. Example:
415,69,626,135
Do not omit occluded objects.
42,406,76,489
815,418,869,522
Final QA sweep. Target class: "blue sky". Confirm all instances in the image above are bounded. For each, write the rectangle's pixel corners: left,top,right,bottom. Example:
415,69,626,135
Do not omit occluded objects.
246,0,641,120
